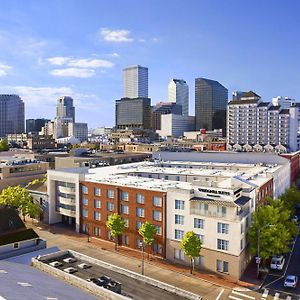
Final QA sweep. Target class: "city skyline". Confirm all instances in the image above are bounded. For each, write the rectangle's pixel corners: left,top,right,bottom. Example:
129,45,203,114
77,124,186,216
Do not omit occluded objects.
0,0,299,128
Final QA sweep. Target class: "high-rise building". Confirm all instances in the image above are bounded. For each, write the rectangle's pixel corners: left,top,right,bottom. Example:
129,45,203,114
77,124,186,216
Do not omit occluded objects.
151,102,182,131
56,96,75,122
227,91,300,152
195,78,228,135
0,94,24,137
26,118,50,134
168,79,189,116
123,65,148,98
115,97,151,130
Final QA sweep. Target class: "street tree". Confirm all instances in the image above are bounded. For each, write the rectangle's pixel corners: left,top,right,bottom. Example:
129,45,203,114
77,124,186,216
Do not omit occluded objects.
106,213,125,251
280,184,300,214
139,221,157,257
0,139,9,151
0,185,41,221
248,203,298,265
180,231,202,274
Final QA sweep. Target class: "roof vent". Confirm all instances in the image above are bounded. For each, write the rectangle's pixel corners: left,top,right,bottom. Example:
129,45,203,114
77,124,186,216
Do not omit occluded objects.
17,282,32,287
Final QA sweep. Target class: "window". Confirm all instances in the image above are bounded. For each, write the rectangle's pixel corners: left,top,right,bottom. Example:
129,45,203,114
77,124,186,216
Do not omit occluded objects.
153,211,162,221
94,187,101,196
82,209,88,218
13,242,20,249
246,217,249,228
164,175,169,180
94,211,101,221
217,260,229,273
175,200,185,210
194,218,204,229
123,218,129,227
153,243,162,254
94,199,101,208
136,207,145,217
107,202,114,211
82,198,88,206
175,214,184,225
175,229,184,240
121,191,129,201
217,239,229,251
136,194,145,204
240,239,244,250
241,223,244,234
107,189,114,198
136,221,143,230
217,223,229,234
94,226,100,237
174,249,185,260
121,204,129,214
196,234,204,244
122,235,129,245
82,185,88,194
82,223,88,234
153,196,162,207
176,176,180,181
155,225,162,235
217,206,227,217
136,238,142,248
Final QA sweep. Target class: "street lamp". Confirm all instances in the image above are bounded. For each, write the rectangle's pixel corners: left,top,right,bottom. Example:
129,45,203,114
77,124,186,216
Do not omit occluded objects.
257,224,275,278
139,241,145,275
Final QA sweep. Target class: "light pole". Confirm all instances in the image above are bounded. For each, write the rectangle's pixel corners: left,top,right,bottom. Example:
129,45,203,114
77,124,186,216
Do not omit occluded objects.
257,224,275,278
139,241,145,275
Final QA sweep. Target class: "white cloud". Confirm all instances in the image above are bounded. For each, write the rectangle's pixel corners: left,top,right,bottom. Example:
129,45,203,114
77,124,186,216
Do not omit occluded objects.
100,28,133,42
50,68,96,78
0,63,12,76
110,53,120,58
68,59,113,68
47,56,71,66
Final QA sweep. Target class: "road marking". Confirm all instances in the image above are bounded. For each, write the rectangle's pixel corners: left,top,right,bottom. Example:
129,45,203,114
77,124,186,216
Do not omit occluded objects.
262,289,269,298
229,295,243,300
232,290,255,299
215,288,224,300
274,293,280,300
286,296,291,300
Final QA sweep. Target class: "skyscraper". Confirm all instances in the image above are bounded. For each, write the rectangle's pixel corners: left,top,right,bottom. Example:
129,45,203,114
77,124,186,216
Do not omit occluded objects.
168,79,189,116
0,95,24,137
123,65,148,98
56,96,75,122
195,78,228,135
26,118,50,134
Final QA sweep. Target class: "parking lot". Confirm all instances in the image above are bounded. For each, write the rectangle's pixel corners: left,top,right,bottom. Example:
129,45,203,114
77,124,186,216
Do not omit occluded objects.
39,251,193,300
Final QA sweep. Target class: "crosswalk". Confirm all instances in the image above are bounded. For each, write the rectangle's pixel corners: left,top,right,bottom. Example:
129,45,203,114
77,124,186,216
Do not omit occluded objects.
226,288,299,300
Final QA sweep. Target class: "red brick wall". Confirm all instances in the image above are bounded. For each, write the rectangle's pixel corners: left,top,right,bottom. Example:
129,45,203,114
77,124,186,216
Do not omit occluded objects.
257,178,273,205
80,181,167,257
280,153,300,183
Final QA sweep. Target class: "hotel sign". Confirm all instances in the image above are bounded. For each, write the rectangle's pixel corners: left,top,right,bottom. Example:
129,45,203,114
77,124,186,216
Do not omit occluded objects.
198,188,230,196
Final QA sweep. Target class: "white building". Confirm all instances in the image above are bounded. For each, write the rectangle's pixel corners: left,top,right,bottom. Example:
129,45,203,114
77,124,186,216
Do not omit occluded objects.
168,79,189,116
123,65,148,98
68,122,88,142
157,114,195,138
227,91,300,152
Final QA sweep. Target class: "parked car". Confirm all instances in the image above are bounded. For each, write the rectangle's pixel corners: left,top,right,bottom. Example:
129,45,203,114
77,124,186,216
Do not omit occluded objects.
63,267,78,274
284,275,298,288
292,215,298,223
49,261,62,268
77,263,91,269
63,257,77,263
270,255,285,270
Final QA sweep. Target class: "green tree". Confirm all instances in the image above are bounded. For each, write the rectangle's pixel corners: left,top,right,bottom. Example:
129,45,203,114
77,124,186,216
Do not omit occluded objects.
0,139,9,151
106,213,125,251
180,231,202,274
248,203,298,265
0,185,41,221
139,221,157,257
280,184,300,214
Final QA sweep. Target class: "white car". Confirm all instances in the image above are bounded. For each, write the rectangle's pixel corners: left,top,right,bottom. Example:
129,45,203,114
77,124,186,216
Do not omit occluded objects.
63,267,78,274
63,257,77,263
284,275,298,288
270,255,285,270
49,261,62,268
77,263,91,269
292,215,298,223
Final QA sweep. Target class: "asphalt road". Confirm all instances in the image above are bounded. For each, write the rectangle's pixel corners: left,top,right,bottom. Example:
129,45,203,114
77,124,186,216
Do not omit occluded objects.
262,223,300,299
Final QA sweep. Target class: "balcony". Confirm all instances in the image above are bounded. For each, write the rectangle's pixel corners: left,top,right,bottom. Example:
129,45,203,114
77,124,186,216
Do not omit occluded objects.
58,185,76,194
58,196,76,206
57,207,76,217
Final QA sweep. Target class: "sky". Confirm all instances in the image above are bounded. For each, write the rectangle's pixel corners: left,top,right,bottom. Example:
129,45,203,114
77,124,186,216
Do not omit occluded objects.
0,0,300,128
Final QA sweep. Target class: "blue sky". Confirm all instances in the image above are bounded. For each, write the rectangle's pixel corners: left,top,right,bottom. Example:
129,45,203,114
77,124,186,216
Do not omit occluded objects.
0,0,299,128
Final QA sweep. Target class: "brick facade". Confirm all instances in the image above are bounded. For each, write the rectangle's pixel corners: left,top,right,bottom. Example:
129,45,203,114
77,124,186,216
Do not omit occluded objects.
80,181,167,257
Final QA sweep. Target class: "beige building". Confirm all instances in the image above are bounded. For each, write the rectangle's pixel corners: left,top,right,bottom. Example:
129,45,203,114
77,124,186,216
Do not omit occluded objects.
0,157,49,190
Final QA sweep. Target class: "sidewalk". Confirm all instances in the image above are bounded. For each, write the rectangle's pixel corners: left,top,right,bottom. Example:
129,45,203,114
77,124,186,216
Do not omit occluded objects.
28,221,258,296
